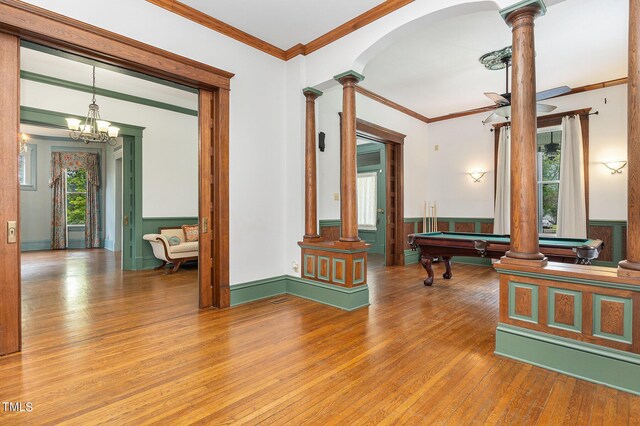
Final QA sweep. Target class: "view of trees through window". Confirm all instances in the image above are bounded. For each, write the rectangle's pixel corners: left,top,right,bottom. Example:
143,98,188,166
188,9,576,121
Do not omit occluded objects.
66,169,87,225
537,130,561,235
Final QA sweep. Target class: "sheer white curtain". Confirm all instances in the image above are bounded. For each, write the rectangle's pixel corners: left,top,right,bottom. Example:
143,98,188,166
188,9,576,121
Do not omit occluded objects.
557,115,586,238
494,126,511,234
357,172,377,230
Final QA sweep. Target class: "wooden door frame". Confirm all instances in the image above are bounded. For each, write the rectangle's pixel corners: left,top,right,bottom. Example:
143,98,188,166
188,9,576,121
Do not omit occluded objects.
0,0,231,355
351,116,405,266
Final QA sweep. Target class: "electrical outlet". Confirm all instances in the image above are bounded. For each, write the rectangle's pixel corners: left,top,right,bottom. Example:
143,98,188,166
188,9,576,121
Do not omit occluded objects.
334,193,339,201
434,144,439,151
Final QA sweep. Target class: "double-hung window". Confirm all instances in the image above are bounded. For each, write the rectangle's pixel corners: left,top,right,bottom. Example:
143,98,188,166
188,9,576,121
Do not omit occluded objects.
66,169,88,226
357,172,377,231
537,128,562,235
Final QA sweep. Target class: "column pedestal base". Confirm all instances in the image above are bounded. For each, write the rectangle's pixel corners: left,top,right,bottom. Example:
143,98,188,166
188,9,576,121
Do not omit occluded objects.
298,240,370,288
499,255,548,268
617,260,640,278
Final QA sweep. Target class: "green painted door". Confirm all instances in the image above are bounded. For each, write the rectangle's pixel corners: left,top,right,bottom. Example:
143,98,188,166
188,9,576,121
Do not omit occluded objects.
357,142,386,256
121,136,135,270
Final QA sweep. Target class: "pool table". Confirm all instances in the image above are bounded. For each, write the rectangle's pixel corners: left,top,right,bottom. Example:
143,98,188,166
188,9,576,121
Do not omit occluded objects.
408,232,604,286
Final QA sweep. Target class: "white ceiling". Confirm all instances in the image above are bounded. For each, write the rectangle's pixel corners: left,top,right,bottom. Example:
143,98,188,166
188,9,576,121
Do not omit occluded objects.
362,0,628,118
180,0,384,49
20,47,198,111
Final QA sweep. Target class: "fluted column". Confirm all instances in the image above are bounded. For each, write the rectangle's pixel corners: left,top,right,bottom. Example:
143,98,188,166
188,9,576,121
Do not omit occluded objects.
619,0,640,277
501,3,546,266
334,70,365,245
303,87,323,242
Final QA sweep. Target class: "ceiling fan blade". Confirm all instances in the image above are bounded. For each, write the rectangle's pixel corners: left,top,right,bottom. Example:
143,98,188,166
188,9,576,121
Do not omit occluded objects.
536,85,571,101
536,103,557,113
482,112,500,125
484,92,510,105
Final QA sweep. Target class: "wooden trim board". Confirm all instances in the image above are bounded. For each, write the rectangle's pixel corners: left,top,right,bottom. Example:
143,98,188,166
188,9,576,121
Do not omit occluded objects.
146,0,414,61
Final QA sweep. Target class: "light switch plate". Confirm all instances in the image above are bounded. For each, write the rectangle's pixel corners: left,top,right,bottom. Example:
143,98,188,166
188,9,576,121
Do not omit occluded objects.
7,221,17,243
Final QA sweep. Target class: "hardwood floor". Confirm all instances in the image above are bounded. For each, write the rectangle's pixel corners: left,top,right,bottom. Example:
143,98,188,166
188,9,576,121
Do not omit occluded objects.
1,249,638,424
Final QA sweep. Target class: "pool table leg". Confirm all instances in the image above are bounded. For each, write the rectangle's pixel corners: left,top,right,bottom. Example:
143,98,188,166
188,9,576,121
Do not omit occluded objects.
442,256,452,280
420,255,434,286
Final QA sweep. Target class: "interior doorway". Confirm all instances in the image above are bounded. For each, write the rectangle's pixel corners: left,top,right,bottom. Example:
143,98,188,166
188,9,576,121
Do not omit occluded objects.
355,118,405,266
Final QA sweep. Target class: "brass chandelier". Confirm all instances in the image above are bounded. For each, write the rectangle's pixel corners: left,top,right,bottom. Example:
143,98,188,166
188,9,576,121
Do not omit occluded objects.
66,66,119,146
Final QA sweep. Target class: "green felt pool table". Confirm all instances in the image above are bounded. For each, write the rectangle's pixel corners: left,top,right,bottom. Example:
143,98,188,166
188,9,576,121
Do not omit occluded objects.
407,232,604,286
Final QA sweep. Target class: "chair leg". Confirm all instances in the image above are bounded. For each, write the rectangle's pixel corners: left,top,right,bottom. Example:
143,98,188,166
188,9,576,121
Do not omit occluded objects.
170,260,182,274
154,260,167,270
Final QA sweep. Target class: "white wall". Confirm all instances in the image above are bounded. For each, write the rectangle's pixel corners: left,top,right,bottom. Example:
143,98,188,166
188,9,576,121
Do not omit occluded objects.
20,137,107,248
22,0,289,284
317,85,429,220
20,79,198,218
426,84,628,220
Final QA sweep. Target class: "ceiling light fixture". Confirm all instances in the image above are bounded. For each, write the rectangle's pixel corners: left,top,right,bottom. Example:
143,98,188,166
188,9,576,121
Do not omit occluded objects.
66,66,119,146
543,132,560,160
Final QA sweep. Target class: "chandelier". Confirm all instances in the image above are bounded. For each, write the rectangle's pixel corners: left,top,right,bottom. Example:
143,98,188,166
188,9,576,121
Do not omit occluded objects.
65,66,119,146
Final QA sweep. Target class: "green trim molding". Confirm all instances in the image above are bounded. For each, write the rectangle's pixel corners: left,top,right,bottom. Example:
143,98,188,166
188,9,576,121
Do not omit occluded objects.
499,0,547,22
333,70,365,83
496,323,640,395
21,70,198,117
230,275,369,311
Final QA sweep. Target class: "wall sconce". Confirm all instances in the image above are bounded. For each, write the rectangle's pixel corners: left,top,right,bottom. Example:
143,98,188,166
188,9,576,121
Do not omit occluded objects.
602,161,627,174
19,133,28,154
467,171,486,183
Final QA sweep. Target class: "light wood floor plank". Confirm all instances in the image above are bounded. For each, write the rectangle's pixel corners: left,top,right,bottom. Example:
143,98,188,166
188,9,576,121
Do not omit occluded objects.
0,250,637,424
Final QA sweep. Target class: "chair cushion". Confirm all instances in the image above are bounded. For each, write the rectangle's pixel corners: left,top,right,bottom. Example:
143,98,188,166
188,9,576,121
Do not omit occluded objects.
182,224,199,242
171,241,198,254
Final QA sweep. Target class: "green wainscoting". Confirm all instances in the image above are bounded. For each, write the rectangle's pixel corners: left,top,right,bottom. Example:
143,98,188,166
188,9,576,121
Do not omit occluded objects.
321,217,628,268
140,217,198,269
496,324,640,395
230,275,370,311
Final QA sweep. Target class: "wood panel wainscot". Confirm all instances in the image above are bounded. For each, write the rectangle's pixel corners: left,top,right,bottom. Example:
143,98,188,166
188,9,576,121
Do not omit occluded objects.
298,241,369,288
494,262,640,354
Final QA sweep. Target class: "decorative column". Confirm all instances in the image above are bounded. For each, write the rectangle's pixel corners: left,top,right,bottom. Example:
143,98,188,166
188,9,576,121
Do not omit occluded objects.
298,71,370,306
619,0,640,277
334,70,365,246
302,87,323,242
500,1,547,267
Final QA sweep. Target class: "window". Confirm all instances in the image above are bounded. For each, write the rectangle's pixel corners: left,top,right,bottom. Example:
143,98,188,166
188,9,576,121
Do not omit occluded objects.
537,128,561,235
19,144,36,190
66,169,87,225
357,172,377,230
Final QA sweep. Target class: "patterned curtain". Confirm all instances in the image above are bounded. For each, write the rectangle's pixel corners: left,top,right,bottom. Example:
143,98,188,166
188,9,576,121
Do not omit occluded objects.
49,152,101,249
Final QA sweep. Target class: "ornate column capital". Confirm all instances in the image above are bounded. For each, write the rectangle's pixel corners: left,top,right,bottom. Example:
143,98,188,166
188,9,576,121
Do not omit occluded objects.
333,70,365,86
500,0,546,25
302,87,323,100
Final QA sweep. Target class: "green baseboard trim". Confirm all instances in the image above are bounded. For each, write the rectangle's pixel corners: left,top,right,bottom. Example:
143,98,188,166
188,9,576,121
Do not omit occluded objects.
495,323,640,395
231,276,287,306
452,257,493,266
230,275,370,311
405,249,419,265
286,276,370,311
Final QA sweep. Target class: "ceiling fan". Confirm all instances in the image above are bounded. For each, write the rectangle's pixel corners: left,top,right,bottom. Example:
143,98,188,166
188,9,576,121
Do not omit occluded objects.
477,46,571,125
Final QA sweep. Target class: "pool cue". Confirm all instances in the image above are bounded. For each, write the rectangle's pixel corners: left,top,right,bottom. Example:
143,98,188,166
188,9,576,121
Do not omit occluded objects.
423,201,427,233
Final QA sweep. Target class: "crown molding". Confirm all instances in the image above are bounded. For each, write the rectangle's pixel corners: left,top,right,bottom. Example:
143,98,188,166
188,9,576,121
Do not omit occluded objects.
146,0,287,59
146,0,414,61
355,86,430,124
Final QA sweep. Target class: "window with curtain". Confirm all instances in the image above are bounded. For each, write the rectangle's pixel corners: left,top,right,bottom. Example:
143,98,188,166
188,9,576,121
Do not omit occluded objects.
537,128,562,235
357,172,377,230
66,169,87,226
